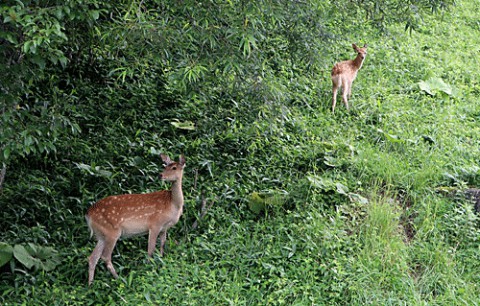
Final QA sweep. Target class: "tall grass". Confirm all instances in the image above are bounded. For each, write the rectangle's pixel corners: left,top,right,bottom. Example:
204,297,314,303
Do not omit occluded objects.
2,1,480,305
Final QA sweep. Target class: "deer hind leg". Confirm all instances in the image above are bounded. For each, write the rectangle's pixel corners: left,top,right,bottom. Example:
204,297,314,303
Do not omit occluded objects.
88,240,105,285
332,77,341,113
101,233,121,279
342,81,350,111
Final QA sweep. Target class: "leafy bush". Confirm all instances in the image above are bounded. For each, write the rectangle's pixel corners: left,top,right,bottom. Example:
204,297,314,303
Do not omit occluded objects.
3,0,480,305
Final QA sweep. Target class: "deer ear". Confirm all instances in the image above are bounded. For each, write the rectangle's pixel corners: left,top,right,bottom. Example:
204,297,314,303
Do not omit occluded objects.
179,155,186,166
352,43,358,49
161,154,173,166
363,43,368,48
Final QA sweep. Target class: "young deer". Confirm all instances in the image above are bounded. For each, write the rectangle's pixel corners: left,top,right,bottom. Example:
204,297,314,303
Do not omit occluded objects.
85,154,186,285
331,43,368,113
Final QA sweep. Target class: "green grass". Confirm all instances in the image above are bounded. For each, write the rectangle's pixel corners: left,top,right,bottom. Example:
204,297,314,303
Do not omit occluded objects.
2,1,480,305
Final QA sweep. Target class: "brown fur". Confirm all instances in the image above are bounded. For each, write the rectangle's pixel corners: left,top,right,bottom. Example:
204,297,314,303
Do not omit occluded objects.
86,154,185,285
331,43,367,113
86,191,174,237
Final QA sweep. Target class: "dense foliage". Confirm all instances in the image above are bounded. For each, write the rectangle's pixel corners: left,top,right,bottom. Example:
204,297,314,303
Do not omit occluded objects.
2,0,479,305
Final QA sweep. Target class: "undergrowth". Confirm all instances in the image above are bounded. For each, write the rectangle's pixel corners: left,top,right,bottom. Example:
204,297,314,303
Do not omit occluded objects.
1,0,480,305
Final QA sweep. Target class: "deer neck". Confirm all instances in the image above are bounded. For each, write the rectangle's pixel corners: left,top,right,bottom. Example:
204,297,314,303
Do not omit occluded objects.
353,54,366,70
170,178,184,208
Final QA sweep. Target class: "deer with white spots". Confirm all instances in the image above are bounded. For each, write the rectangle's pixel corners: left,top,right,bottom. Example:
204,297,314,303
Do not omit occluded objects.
331,43,368,113
85,154,186,285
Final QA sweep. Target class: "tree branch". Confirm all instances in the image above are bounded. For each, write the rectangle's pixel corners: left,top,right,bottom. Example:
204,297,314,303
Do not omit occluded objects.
191,194,215,231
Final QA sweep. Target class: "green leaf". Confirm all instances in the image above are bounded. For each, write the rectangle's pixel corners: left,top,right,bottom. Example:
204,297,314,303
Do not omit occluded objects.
3,32,18,44
377,129,404,143
54,8,64,20
323,155,337,167
0,243,13,268
335,182,349,195
22,41,32,54
349,193,369,205
29,54,46,69
149,147,162,155
13,243,60,271
247,191,286,214
248,191,265,214
90,10,100,20
58,56,68,68
418,80,433,95
419,77,458,97
13,244,36,269
240,34,257,57
307,175,335,190
170,120,195,131
3,147,10,160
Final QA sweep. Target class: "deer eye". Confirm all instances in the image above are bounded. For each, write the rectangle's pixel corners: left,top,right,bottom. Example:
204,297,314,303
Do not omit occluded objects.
172,166,177,170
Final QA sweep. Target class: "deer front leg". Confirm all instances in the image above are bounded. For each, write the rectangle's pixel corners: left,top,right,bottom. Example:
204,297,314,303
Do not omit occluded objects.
147,227,162,257
159,231,167,256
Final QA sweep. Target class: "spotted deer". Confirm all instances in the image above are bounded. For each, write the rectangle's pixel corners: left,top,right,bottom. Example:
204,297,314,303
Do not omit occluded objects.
85,154,186,285
331,43,368,113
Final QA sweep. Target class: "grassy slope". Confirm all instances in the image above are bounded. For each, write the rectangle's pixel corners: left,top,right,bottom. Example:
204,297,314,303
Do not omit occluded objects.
3,1,480,305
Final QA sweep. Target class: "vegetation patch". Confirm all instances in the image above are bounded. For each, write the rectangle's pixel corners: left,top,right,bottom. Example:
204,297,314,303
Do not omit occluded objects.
1,0,479,304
